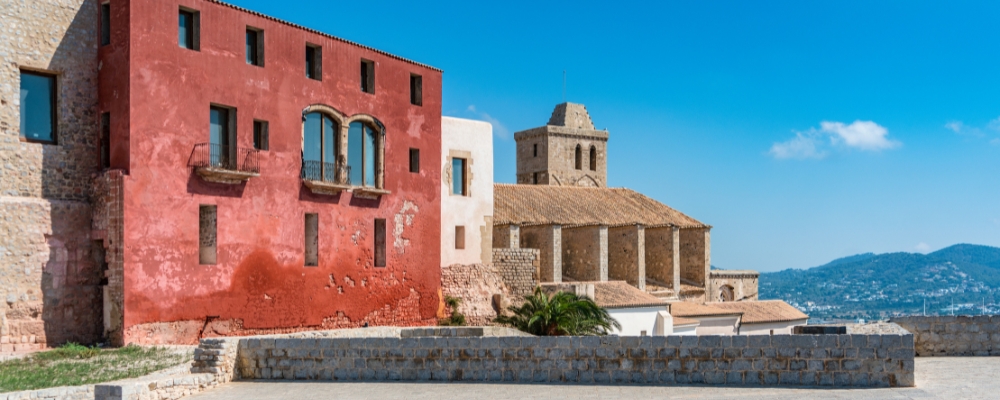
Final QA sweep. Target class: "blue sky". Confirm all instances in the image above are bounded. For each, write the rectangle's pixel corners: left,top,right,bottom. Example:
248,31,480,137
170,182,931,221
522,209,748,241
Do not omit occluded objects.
231,0,1000,272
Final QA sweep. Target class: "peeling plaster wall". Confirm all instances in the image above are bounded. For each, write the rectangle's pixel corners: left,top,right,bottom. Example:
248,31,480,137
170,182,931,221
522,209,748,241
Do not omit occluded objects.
108,0,443,344
440,117,493,266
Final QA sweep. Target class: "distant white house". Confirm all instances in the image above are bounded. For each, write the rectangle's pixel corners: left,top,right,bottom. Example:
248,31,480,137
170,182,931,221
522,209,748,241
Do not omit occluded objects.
707,300,809,335
542,281,704,336
668,302,742,335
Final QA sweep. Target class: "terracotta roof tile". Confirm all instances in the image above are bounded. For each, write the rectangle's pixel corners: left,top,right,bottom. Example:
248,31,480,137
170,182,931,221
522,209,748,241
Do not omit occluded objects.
585,281,669,309
668,302,742,318
706,300,809,324
672,316,700,326
494,184,707,228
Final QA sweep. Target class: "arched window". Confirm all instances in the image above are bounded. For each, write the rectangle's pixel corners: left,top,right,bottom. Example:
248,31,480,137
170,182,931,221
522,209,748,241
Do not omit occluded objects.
348,121,380,187
589,145,597,171
719,285,735,302
574,144,582,170
302,112,339,182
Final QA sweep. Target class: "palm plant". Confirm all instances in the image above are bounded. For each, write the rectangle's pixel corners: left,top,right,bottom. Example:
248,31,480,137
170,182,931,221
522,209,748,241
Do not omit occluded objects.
494,287,620,336
439,296,466,326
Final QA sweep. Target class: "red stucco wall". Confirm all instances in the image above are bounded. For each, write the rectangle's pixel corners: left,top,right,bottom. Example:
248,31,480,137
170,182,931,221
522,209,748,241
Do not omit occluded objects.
102,0,442,344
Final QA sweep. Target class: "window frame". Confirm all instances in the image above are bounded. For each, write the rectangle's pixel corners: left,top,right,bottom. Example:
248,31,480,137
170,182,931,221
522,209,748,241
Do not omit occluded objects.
348,121,382,187
198,204,217,265
245,26,264,67
360,59,375,94
451,157,468,196
409,74,422,106
304,213,319,267
100,2,111,46
305,43,322,80
178,7,200,51
409,148,420,173
18,69,58,145
374,218,386,267
455,226,466,250
303,111,341,182
253,119,269,151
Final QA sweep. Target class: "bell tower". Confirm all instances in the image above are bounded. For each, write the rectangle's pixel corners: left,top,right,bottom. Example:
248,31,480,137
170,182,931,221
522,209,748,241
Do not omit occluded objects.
514,103,608,187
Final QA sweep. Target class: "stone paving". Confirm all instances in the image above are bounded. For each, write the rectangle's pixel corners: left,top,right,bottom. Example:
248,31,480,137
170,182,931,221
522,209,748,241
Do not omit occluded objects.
186,357,998,399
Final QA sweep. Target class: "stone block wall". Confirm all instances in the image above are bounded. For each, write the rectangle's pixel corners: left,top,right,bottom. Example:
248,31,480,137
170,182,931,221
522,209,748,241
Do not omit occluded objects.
708,271,759,303
680,228,710,287
492,224,518,249
645,226,677,289
608,225,644,290
492,248,539,298
890,316,1000,356
519,224,561,283
562,225,608,281
231,333,914,387
440,264,509,326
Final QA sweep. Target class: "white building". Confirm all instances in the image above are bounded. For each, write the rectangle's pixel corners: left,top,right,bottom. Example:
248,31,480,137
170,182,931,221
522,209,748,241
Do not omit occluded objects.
668,302,743,335
707,300,809,335
440,117,494,266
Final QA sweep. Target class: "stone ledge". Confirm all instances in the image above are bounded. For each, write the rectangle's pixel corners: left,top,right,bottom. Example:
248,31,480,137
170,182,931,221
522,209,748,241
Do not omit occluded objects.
195,167,259,184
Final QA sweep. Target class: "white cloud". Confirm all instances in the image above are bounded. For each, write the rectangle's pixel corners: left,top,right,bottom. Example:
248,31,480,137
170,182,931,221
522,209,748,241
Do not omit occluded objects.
820,121,899,151
769,120,899,160
769,132,825,160
466,105,510,139
945,121,964,134
915,242,931,253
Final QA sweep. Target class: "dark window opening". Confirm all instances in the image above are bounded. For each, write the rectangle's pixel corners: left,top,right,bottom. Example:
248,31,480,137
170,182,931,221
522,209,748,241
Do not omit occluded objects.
19,70,57,143
589,145,597,171
532,172,539,184
178,8,199,50
100,112,111,169
455,226,466,249
253,120,268,151
574,145,582,170
533,143,537,157
452,158,467,196
409,74,422,106
306,44,322,80
360,59,375,94
246,28,263,66
409,148,420,173
374,218,386,267
199,205,217,265
100,3,111,46
305,213,318,267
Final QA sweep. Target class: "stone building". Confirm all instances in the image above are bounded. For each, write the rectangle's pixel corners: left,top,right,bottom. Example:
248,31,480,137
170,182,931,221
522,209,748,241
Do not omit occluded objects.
440,117,493,266
3,0,447,348
515,103,608,187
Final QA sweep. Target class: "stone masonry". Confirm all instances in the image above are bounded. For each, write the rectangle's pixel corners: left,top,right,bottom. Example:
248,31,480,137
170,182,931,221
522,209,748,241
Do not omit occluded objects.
492,248,539,298
440,263,511,326
891,315,1000,356
1,0,104,350
231,332,915,387
514,103,609,187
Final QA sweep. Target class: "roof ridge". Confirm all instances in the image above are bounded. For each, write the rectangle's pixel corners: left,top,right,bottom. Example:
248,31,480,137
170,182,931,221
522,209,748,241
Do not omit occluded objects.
208,0,441,72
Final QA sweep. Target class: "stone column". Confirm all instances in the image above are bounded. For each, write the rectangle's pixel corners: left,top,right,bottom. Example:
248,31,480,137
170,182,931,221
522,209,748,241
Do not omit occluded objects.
672,226,680,299
608,224,645,290
492,224,519,249
561,225,608,281
519,224,562,283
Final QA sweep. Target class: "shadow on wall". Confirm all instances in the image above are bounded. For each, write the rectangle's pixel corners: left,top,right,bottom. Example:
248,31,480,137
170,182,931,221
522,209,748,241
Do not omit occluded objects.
35,0,103,347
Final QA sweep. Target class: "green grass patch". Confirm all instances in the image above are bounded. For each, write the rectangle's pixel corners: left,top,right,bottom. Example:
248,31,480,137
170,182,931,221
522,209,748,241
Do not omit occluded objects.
0,343,189,393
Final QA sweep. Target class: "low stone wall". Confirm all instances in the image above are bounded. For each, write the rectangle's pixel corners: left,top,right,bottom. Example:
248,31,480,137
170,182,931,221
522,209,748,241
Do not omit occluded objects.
891,316,1000,356
229,333,914,387
492,248,539,298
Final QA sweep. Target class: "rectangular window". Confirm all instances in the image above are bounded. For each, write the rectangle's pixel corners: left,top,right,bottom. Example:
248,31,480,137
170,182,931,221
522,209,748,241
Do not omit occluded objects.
374,218,386,267
409,74,422,106
199,205,217,265
451,158,467,196
409,148,420,173
100,112,111,169
533,143,538,157
360,59,375,94
253,120,268,151
19,70,57,143
306,44,322,80
100,2,111,46
455,226,465,250
532,172,539,184
178,8,199,50
209,105,234,167
305,213,318,267
246,28,263,66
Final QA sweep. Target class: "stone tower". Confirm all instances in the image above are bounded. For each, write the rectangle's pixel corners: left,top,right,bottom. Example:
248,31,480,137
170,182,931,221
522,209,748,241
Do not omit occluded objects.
514,103,608,187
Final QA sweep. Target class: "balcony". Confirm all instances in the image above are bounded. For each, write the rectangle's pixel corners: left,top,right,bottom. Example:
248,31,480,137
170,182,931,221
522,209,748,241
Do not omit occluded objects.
301,160,352,195
190,143,260,184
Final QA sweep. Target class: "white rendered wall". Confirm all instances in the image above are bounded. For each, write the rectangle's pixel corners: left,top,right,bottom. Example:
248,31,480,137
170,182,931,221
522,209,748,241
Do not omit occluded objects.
608,306,665,336
692,315,742,335
671,325,698,336
441,117,494,266
739,319,809,335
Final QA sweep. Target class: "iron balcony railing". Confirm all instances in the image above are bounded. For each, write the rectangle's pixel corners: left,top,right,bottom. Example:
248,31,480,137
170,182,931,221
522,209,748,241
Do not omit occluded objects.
301,160,350,185
190,143,260,174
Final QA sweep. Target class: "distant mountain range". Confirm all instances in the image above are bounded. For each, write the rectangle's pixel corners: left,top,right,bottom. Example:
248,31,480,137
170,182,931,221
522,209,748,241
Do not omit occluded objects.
758,244,1000,322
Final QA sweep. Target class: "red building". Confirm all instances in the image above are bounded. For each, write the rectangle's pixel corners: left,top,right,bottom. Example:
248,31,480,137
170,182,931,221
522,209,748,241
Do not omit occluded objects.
97,0,442,344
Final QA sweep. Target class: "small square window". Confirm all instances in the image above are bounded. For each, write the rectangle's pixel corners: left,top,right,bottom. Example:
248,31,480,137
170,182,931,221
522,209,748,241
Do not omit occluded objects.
306,44,322,80
455,226,465,250
246,27,264,66
409,148,420,173
100,3,111,46
409,74,422,106
178,8,199,50
451,158,467,196
360,59,375,94
253,120,269,151
19,70,57,144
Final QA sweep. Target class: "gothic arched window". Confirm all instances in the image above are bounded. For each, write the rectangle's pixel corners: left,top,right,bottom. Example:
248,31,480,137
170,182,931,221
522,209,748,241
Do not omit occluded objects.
574,144,582,170
589,145,597,171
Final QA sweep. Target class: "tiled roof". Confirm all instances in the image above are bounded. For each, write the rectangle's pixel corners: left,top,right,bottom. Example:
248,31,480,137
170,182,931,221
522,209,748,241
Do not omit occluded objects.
208,1,440,72
672,316,700,326
494,184,708,228
589,281,669,309
668,302,742,318
706,301,809,324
